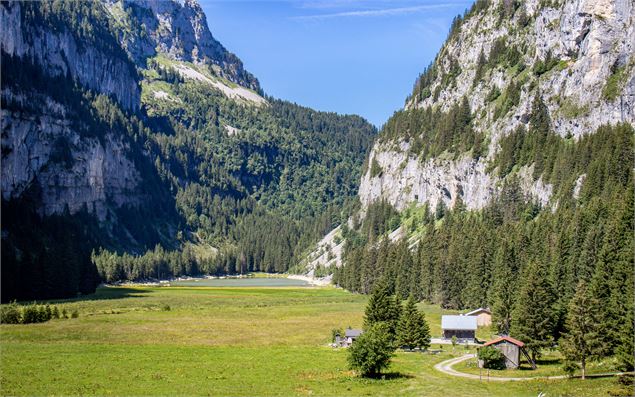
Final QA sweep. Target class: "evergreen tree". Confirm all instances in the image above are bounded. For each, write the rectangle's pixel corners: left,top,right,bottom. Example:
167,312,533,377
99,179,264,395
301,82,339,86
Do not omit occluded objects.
348,322,396,377
490,234,517,335
510,260,556,362
559,281,604,379
396,296,431,350
364,279,401,339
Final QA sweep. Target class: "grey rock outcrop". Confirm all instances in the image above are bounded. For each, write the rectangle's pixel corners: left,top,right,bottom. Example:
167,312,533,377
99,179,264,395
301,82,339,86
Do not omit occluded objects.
360,0,634,213
1,92,142,221
104,0,260,91
1,1,140,111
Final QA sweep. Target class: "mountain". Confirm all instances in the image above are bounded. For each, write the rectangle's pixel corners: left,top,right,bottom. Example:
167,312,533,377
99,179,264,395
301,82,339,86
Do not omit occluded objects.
1,0,376,301
359,0,633,212
320,0,633,359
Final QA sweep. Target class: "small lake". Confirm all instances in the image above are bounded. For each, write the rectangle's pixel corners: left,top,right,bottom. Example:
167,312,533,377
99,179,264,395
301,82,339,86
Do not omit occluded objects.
168,277,309,287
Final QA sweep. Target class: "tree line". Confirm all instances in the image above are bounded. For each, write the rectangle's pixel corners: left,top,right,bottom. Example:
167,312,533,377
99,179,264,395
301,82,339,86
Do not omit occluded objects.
336,123,634,372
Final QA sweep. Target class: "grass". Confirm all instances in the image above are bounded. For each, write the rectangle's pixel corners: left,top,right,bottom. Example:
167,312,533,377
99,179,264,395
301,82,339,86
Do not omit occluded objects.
454,350,620,378
0,286,627,396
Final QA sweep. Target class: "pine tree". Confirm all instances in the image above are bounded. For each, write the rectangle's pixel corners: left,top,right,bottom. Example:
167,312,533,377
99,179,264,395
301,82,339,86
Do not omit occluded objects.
510,259,556,362
559,281,604,379
396,296,431,350
616,302,634,371
364,279,401,339
490,234,517,335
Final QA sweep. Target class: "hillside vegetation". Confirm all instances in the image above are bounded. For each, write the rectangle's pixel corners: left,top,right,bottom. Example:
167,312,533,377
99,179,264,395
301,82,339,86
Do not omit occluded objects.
1,0,375,301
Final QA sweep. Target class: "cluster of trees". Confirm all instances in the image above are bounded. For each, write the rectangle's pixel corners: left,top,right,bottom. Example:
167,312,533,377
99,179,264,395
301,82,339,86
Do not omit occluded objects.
337,123,634,372
380,96,485,161
348,281,431,377
0,302,77,324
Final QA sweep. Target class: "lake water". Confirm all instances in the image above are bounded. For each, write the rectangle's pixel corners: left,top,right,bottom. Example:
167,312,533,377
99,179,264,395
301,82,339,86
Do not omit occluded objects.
168,277,309,287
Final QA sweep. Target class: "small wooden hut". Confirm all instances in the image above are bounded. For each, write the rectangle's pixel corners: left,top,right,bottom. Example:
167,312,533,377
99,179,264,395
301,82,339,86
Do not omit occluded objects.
479,336,535,369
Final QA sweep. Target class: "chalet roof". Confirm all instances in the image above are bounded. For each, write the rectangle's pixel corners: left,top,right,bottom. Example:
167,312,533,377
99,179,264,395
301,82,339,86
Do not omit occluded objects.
441,315,477,331
345,329,363,338
465,307,491,316
483,335,525,348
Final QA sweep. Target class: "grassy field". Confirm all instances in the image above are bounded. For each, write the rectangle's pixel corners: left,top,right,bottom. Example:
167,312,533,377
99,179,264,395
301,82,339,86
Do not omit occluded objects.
454,350,622,378
0,286,629,396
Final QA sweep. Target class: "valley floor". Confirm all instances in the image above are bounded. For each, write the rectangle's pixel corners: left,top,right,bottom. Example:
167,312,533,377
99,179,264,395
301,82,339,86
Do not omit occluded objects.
0,286,629,396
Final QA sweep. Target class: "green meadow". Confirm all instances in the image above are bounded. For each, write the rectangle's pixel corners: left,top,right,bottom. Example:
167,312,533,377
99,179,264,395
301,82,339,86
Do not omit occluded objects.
0,286,628,396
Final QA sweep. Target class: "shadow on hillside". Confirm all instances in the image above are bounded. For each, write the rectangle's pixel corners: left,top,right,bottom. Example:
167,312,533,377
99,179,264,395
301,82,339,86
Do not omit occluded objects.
46,286,151,304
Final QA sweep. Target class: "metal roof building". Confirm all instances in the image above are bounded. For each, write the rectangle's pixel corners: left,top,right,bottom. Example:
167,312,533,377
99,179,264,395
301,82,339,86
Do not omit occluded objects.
441,315,477,341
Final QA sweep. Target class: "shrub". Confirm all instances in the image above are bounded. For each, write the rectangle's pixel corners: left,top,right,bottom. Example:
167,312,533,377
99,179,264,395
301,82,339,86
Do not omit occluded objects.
348,323,396,377
22,305,40,324
0,302,22,324
161,304,171,311
71,309,79,318
370,158,383,178
602,65,627,101
478,346,506,370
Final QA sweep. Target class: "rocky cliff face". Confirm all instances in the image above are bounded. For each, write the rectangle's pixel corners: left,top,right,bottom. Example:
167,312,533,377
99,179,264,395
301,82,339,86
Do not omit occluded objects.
359,0,634,212
104,0,260,91
1,1,140,111
1,92,142,221
1,0,262,223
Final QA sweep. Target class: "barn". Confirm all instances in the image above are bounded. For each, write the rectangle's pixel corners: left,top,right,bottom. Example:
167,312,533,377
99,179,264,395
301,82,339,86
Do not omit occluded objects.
479,336,535,369
465,308,492,327
441,315,477,342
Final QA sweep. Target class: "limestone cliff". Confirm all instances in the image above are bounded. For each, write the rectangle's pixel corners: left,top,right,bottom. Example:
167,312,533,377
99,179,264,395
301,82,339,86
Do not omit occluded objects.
359,0,634,212
104,0,260,91
1,1,140,110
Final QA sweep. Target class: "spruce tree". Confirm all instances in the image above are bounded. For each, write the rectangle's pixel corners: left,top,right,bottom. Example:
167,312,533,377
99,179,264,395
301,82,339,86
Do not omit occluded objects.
490,234,517,335
396,296,431,350
510,260,556,362
559,281,604,379
364,279,401,339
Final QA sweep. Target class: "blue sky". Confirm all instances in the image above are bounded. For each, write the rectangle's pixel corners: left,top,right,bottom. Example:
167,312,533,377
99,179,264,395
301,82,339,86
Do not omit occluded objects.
200,1,472,127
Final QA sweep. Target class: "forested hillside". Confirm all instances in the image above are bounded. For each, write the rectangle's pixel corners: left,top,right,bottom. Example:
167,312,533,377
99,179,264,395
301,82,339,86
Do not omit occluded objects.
333,0,634,371
1,0,375,301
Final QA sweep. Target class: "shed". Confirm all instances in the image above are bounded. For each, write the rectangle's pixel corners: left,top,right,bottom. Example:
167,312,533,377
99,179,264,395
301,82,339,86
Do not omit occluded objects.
465,308,492,327
441,315,477,341
336,329,363,347
480,336,535,369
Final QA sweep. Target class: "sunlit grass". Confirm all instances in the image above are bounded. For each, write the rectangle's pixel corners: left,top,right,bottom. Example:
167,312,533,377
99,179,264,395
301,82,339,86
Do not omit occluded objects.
0,286,626,396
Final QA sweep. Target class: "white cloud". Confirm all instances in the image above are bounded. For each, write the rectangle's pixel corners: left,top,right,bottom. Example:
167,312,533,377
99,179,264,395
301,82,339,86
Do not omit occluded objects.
292,1,468,20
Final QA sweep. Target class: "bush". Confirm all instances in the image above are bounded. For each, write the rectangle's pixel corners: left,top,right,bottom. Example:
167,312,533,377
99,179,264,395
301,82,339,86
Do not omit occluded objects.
22,305,40,324
71,309,79,318
161,304,171,311
0,303,22,324
562,360,579,378
478,346,506,370
348,323,396,377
